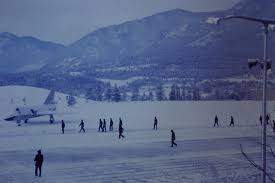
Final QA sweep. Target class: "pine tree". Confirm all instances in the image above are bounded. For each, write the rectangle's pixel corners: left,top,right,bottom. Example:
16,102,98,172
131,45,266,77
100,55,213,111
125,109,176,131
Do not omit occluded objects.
156,85,164,101
131,87,139,101
86,85,103,101
121,89,127,101
104,88,112,102
169,85,176,100
193,87,201,100
175,85,181,100
181,86,186,100
148,91,154,101
141,92,147,101
112,85,121,102
67,95,76,106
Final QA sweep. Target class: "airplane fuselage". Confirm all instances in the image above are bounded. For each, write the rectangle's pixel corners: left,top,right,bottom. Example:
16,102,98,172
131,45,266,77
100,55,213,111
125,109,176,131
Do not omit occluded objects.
4,104,56,122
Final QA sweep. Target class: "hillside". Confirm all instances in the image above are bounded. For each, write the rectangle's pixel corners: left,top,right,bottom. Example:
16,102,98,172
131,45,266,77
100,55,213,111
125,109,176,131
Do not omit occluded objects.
0,32,65,73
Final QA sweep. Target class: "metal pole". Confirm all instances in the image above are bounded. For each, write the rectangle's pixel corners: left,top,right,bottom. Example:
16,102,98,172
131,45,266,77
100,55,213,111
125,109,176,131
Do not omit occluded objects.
262,24,268,183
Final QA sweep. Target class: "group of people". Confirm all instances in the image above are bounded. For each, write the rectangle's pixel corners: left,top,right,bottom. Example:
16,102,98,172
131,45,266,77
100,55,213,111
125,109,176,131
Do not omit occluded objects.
34,116,179,177
213,115,235,127
61,119,86,134
33,113,275,177
98,118,113,132
97,117,125,139
214,114,275,132
59,116,174,142
259,114,275,132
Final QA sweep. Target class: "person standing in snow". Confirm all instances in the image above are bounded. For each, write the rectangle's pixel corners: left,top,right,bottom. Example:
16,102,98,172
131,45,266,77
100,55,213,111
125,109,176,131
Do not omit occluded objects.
266,114,270,125
109,118,113,131
98,119,103,132
229,116,235,127
61,120,65,134
103,119,107,132
153,116,158,130
260,115,263,126
119,118,124,139
34,150,44,177
214,115,219,127
79,120,85,133
171,129,177,147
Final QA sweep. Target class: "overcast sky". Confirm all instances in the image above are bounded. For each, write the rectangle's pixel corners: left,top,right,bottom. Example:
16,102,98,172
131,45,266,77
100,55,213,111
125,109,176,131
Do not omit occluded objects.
0,0,240,45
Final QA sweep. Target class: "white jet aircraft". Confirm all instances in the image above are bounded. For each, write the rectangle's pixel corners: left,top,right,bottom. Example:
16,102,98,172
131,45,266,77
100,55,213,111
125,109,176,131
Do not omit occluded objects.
5,90,57,126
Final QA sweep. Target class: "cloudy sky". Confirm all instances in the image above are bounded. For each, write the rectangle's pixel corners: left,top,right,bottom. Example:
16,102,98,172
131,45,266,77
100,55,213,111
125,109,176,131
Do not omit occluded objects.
0,0,240,45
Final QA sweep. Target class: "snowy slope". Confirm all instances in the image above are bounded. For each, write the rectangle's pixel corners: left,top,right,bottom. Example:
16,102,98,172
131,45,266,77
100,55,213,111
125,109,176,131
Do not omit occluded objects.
0,86,275,182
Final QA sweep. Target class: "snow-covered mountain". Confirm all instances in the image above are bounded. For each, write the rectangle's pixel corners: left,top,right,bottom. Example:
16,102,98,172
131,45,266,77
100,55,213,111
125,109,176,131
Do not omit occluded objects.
1,0,275,78
0,32,65,73
44,0,275,79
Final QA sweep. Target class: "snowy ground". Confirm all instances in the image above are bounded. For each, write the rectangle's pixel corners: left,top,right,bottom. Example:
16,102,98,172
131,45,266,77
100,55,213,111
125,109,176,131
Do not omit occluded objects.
0,86,275,183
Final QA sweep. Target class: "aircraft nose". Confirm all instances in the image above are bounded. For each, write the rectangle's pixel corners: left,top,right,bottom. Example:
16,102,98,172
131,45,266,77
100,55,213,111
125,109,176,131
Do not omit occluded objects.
4,116,15,121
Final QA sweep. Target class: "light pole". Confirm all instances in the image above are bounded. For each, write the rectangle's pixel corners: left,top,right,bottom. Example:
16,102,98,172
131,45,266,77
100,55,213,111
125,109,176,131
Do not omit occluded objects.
216,16,275,183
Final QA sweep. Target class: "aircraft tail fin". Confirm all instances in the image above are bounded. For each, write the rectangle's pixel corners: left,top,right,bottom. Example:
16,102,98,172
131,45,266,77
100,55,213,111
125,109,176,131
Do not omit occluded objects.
44,90,55,105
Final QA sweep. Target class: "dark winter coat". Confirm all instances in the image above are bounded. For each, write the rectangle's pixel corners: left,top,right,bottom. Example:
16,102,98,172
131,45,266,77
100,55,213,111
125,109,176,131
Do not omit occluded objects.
171,131,176,140
215,116,218,123
62,121,65,128
119,125,124,133
34,153,43,166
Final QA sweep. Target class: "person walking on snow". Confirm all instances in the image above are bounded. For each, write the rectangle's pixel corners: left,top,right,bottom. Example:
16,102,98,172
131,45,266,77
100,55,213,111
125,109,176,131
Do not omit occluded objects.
171,129,177,147
214,115,219,127
61,120,65,134
266,114,270,125
79,120,85,133
109,118,113,131
153,116,158,130
34,150,44,177
103,119,107,132
98,119,103,132
119,118,125,139
229,116,235,127
260,115,263,126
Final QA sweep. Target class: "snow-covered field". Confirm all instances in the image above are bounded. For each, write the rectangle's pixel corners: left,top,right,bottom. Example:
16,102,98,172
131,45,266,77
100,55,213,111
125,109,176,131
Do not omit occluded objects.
0,86,275,183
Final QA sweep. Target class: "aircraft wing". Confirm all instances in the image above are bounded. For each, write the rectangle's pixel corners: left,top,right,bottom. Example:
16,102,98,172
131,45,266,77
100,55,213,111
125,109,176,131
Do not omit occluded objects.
37,111,78,116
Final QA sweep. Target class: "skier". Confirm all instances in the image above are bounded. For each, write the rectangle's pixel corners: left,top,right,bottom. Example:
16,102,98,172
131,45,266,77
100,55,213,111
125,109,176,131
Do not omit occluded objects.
103,119,107,132
98,119,103,132
260,115,263,126
119,118,125,139
61,120,65,134
273,120,275,132
79,120,85,133
34,150,44,177
171,129,177,147
229,116,235,127
214,115,219,127
153,116,158,130
109,118,113,131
